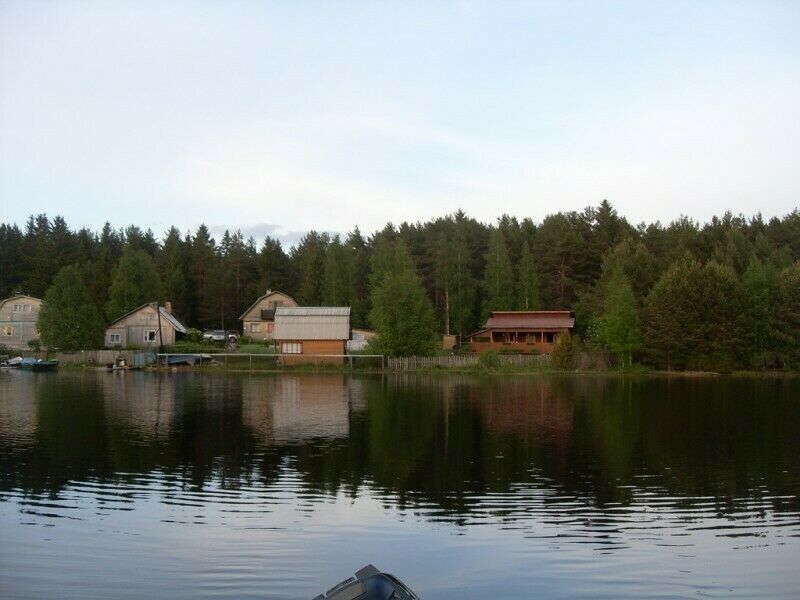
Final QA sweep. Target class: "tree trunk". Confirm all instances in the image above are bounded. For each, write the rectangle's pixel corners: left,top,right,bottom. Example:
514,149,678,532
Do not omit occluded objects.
444,288,450,336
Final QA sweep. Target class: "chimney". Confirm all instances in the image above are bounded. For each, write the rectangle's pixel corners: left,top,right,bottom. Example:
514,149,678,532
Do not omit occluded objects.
164,301,172,314
266,289,272,295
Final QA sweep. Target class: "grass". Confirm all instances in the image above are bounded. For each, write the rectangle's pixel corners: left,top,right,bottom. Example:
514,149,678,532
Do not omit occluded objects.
235,343,276,354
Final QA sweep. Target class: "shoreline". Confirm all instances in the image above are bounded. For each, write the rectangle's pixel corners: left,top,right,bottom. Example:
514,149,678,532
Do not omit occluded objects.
49,362,800,378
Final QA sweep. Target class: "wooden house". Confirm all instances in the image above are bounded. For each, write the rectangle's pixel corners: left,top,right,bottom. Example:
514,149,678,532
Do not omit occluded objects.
0,294,43,349
239,290,298,341
105,302,187,349
273,307,351,364
468,311,575,354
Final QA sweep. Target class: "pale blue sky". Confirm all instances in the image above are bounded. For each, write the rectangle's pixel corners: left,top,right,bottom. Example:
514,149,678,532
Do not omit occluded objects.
1,1,798,243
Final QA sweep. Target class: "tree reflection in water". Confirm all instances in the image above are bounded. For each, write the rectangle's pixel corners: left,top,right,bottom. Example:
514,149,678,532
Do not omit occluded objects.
1,371,798,521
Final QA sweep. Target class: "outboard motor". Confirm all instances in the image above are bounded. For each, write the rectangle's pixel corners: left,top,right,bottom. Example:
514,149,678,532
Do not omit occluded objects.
313,564,421,600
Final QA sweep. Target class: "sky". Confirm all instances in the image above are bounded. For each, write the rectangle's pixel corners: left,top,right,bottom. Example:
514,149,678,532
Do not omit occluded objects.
1,1,799,246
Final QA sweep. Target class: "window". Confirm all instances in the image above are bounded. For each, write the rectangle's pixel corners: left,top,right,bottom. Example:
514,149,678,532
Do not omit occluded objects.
281,342,302,354
250,322,261,333
109,333,121,343
13,304,23,312
144,330,157,342
2,326,12,336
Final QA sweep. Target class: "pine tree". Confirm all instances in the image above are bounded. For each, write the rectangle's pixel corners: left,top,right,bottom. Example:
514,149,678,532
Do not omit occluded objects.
191,225,218,328
0,224,24,298
515,242,541,310
292,231,328,305
38,265,105,350
772,262,800,368
106,247,162,320
347,228,370,328
257,236,291,295
482,228,514,315
322,235,354,306
434,228,477,337
742,257,779,368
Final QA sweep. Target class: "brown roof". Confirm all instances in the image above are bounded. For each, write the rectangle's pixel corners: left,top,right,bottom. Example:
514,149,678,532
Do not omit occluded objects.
485,311,575,330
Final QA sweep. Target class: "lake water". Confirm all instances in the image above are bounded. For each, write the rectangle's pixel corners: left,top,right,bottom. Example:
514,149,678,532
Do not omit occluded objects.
1,371,798,599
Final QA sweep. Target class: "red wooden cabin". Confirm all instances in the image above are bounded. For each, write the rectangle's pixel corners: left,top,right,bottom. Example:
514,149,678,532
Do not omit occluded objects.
468,311,575,354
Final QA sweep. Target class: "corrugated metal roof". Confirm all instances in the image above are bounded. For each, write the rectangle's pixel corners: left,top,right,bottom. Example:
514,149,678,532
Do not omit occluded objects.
485,311,575,330
274,306,351,340
158,306,188,333
276,307,351,317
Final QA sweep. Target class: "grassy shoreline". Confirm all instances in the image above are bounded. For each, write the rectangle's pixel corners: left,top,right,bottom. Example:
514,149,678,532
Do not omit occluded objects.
53,361,800,378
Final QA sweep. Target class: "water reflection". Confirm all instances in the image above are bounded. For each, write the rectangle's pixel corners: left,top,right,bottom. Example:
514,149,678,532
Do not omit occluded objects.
1,372,799,514
1,371,799,598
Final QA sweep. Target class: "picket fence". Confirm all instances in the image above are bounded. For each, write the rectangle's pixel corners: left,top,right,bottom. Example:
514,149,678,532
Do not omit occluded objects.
387,353,549,370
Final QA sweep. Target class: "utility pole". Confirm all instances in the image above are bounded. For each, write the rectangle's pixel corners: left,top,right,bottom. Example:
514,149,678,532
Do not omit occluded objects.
155,301,164,353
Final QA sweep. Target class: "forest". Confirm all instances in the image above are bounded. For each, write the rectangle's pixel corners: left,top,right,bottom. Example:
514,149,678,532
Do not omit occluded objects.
2,200,800,369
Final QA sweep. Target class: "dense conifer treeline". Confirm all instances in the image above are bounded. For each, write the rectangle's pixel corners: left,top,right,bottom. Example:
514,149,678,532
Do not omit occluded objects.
2,201,800,368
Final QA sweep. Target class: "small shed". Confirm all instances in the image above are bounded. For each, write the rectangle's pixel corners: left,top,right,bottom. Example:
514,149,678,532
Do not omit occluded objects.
347,328,377,352
239,290,298,341
0,294,43,349
468,310,575,354
273,307,351,364
105,302,187,349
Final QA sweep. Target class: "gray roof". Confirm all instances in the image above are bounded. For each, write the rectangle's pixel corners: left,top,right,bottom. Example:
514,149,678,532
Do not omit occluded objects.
106,302,188,334
238,290,297,321
158,306,188,333
273,306,351,340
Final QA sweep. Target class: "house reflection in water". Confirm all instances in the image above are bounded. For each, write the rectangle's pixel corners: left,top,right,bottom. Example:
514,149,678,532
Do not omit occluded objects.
0,373,38,443
101,372,177,440
473,379,574,448
242,375,367,444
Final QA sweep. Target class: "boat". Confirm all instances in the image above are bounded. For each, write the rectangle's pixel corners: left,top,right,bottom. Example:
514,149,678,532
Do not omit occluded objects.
0,356,23,368
31,360,59,372
313,565,421,600
18,358,59,372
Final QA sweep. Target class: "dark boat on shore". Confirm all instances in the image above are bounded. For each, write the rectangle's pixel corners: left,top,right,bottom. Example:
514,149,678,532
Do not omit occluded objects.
313,565,421,600
18,358,59,372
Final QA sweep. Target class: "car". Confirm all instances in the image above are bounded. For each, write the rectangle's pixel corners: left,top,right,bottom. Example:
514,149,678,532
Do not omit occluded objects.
203,330,226,342
203,330,240,344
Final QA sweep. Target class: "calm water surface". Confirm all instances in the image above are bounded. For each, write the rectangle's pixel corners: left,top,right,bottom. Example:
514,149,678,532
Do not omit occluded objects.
1,371,799,599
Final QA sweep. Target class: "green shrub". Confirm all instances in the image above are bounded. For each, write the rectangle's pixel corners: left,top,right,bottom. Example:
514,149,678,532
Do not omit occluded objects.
27,339,42,352
478,349,499,369
551,332,575,370
185,328,204,343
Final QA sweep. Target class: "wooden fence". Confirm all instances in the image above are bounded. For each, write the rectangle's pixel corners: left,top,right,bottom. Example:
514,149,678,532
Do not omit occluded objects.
10,350,160,366
387,353,549,370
